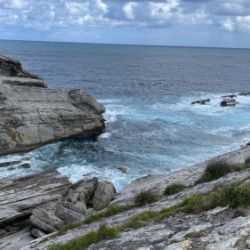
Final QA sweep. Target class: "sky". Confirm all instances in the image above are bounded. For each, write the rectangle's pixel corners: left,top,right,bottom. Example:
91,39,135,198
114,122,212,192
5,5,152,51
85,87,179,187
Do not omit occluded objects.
1,0,250,48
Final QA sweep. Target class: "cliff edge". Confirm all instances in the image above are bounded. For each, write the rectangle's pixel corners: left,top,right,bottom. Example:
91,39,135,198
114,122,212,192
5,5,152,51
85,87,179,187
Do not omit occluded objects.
0,55,105,155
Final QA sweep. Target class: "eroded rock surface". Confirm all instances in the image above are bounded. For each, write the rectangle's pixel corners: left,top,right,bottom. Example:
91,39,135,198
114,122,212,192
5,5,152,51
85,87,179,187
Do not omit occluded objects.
19,145,250,250
29,178,116,236
0,55,105,155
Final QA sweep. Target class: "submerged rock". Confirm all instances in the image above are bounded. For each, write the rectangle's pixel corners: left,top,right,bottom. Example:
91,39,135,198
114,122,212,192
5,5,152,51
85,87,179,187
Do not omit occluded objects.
117,166,129,174
0,55,105,156
191,98,210,105
239,91,250,96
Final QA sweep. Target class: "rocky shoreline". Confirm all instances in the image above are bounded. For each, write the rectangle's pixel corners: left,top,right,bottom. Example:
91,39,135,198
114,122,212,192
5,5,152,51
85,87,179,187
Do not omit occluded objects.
1,55,250,250
0,144,249,250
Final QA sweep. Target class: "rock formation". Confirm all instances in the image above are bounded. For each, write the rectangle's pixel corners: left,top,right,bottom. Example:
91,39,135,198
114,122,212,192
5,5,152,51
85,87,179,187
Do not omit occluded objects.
17,145,250,250
29,178,116,236
220,97,237,107
0,55,105,155
0,171,116,249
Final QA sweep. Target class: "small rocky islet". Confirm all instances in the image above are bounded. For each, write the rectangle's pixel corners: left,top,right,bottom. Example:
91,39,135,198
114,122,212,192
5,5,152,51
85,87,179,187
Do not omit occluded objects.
0,56,250,250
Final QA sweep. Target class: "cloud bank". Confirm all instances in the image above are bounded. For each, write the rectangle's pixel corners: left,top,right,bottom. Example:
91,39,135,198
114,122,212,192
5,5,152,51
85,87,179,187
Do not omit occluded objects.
1,0,250,47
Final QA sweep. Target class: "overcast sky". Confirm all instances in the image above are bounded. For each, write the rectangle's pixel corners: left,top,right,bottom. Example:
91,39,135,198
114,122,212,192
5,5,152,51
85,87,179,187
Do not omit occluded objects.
1,0,250,48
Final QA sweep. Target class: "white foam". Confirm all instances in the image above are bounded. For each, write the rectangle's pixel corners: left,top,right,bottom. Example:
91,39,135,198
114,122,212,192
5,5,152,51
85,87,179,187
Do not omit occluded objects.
99,132,112,139
104,104,135,123
58,163,134,191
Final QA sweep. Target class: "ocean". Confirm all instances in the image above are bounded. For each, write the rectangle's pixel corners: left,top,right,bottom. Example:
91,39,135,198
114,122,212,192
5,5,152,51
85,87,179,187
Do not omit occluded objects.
1,40,250,191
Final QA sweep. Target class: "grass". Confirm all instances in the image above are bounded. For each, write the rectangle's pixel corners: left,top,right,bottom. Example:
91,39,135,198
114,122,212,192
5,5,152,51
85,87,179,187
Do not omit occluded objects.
122,210,158,229
48,225,120,250
185,231,206,239
134,190,159,206
48,158,250,242
48,179,250,250
164,183,186,196
84,205,134,224
195,160,244,185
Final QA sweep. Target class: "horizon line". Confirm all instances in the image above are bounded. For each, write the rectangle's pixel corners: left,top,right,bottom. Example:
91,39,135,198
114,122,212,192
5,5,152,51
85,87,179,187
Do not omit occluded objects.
1,38,250,51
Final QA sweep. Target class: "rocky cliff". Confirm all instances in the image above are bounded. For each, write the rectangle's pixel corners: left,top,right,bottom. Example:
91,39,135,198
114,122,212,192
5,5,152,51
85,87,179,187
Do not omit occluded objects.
0,55,105,155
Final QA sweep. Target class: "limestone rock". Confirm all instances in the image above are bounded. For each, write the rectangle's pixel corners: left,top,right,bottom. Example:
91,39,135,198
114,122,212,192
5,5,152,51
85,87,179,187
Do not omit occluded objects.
92,181,116,211
30,207,64,233
0,55,105,156
55,202,85,224
62,178,98,211
0,55,40,79
30,228,46,239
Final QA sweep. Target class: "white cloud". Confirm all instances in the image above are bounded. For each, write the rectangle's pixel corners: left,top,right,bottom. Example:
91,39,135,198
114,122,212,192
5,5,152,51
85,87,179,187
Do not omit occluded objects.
236,16,250,32
1,0,250,38
96,0,108,13
220,18,235,32
65,2,89,16
123,2,138,20
148,0,179,20
0,0,28,9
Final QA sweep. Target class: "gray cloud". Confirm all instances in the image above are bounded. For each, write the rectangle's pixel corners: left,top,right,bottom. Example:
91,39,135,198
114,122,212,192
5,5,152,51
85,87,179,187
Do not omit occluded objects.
0,0,250,34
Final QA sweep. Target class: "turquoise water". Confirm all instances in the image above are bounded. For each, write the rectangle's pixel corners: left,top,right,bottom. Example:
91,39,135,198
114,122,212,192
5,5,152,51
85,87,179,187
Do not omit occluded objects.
1,40,250,190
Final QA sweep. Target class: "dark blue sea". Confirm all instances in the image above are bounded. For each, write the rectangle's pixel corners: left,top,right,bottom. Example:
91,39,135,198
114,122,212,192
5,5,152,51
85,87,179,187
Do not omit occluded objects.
1,40,250,190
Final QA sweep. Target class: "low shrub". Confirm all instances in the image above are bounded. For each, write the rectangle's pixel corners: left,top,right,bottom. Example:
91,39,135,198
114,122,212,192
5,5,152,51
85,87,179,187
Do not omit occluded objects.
84,205,133,224
48,225,120,250
164,183,186,196
123,210,158,229
134,190,159,206
195,160,233,184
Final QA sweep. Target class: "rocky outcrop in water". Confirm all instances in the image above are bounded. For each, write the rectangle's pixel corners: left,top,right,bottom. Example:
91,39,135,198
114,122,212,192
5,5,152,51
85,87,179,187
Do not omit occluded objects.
191,98,210,105
191,94,242,107
0,55,105,156
220,97,237,107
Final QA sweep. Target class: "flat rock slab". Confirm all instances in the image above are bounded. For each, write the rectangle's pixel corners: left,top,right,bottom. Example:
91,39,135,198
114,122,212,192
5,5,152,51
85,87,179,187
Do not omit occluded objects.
0,171,70,228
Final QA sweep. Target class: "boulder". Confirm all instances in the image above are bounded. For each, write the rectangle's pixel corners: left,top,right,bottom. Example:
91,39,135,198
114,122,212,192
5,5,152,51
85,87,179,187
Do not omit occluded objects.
62,178,98,211
0,55,105,156
191,98,210,105
92,181,116,211
30,228,46,239
55,202,85,224
30,207,64,234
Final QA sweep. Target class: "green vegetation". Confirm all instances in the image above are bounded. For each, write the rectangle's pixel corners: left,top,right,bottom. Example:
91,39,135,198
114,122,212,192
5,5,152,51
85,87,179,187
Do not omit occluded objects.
245,157,250,166
159,204,182,219
134,190,159,206
123,210,158,229
84,205,134,224
48,225,120,250
164,183,186,196
194,160,242,184
48,159,250,242
185,231,206,239
48,179,250,250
